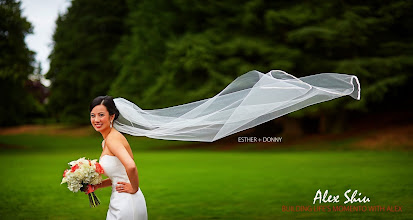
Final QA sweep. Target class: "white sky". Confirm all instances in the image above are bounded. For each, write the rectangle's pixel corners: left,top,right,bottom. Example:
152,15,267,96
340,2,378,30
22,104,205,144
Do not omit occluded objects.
20,0,71,86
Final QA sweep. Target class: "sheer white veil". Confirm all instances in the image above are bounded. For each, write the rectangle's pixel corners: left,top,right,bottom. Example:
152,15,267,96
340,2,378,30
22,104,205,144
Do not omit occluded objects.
113,70,360,142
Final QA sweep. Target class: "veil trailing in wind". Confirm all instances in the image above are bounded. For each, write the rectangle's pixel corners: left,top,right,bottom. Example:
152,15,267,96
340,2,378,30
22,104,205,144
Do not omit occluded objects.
113,70,360,142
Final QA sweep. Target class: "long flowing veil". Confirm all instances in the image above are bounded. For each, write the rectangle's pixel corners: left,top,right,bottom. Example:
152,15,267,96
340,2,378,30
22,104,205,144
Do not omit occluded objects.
113,70,360,142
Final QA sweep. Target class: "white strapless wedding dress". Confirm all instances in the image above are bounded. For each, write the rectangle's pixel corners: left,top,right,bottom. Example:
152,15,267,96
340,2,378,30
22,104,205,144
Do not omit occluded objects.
99,155,148,220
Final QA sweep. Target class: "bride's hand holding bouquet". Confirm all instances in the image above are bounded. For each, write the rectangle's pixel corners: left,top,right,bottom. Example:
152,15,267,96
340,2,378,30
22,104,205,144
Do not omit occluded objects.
61,157,105,207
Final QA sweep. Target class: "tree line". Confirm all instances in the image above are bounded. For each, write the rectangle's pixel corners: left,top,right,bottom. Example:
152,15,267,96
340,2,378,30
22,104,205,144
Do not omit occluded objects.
1,0,412,133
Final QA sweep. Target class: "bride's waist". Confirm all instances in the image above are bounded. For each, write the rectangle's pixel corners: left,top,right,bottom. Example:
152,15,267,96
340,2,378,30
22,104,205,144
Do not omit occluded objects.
110,177,129,186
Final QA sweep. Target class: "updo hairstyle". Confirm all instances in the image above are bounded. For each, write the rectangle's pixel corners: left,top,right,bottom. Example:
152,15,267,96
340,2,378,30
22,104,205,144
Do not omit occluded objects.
89,96,120,120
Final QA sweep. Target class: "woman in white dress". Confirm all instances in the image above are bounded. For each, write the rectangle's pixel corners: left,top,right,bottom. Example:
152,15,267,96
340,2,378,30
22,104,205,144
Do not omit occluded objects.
88,95,148,220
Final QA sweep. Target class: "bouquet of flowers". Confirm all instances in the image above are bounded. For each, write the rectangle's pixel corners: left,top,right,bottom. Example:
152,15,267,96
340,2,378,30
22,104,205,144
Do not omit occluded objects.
61,157,105,207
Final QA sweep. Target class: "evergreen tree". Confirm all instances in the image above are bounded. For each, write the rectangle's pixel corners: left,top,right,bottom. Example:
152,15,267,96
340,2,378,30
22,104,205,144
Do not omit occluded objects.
0,0,36,126
46,0,128,123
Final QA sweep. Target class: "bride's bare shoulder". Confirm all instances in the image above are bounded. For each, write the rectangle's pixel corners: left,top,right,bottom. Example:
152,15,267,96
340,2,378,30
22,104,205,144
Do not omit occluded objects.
106,130,127,145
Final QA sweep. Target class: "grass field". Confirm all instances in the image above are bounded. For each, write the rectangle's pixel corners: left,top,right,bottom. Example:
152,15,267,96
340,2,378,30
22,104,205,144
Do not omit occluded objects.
0,126,412,220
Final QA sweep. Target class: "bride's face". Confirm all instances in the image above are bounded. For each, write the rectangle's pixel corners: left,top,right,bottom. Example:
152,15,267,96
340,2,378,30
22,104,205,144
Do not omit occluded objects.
90,105,113,132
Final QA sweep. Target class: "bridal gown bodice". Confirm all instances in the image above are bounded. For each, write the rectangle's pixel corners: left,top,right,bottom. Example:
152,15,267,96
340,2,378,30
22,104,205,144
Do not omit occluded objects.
99,155,148,220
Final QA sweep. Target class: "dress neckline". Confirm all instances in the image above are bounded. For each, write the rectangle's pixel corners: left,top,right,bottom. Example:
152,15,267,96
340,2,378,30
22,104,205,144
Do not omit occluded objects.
101,140,116,160
100,154,117,160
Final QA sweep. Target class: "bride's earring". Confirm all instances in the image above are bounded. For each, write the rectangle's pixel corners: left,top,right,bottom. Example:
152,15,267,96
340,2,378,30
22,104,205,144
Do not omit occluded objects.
110,121,113,128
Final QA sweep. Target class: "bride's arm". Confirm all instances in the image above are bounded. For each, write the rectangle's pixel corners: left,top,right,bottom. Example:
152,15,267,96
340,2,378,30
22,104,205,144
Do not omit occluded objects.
106,137,139,194
94,178,112,190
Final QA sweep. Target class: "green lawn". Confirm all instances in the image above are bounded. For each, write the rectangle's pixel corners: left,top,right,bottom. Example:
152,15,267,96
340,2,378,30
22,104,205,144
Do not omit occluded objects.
0,133,412,219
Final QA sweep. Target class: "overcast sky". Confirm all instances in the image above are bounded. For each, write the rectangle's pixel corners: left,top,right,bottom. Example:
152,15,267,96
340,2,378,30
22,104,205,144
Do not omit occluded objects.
20,0,71,86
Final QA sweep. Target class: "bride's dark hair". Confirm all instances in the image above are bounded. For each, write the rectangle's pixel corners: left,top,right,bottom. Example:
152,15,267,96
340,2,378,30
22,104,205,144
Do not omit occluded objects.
90,96,120,120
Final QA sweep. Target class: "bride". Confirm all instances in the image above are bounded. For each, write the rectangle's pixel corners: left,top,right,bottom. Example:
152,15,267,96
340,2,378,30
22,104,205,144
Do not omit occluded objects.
88,96,148,220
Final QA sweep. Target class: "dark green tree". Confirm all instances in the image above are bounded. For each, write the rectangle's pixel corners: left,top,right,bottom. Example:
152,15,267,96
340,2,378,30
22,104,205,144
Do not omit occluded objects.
47,0,128,123
109,0,177,108
0,0,37,126
262,0,413,131
110,0,412,133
